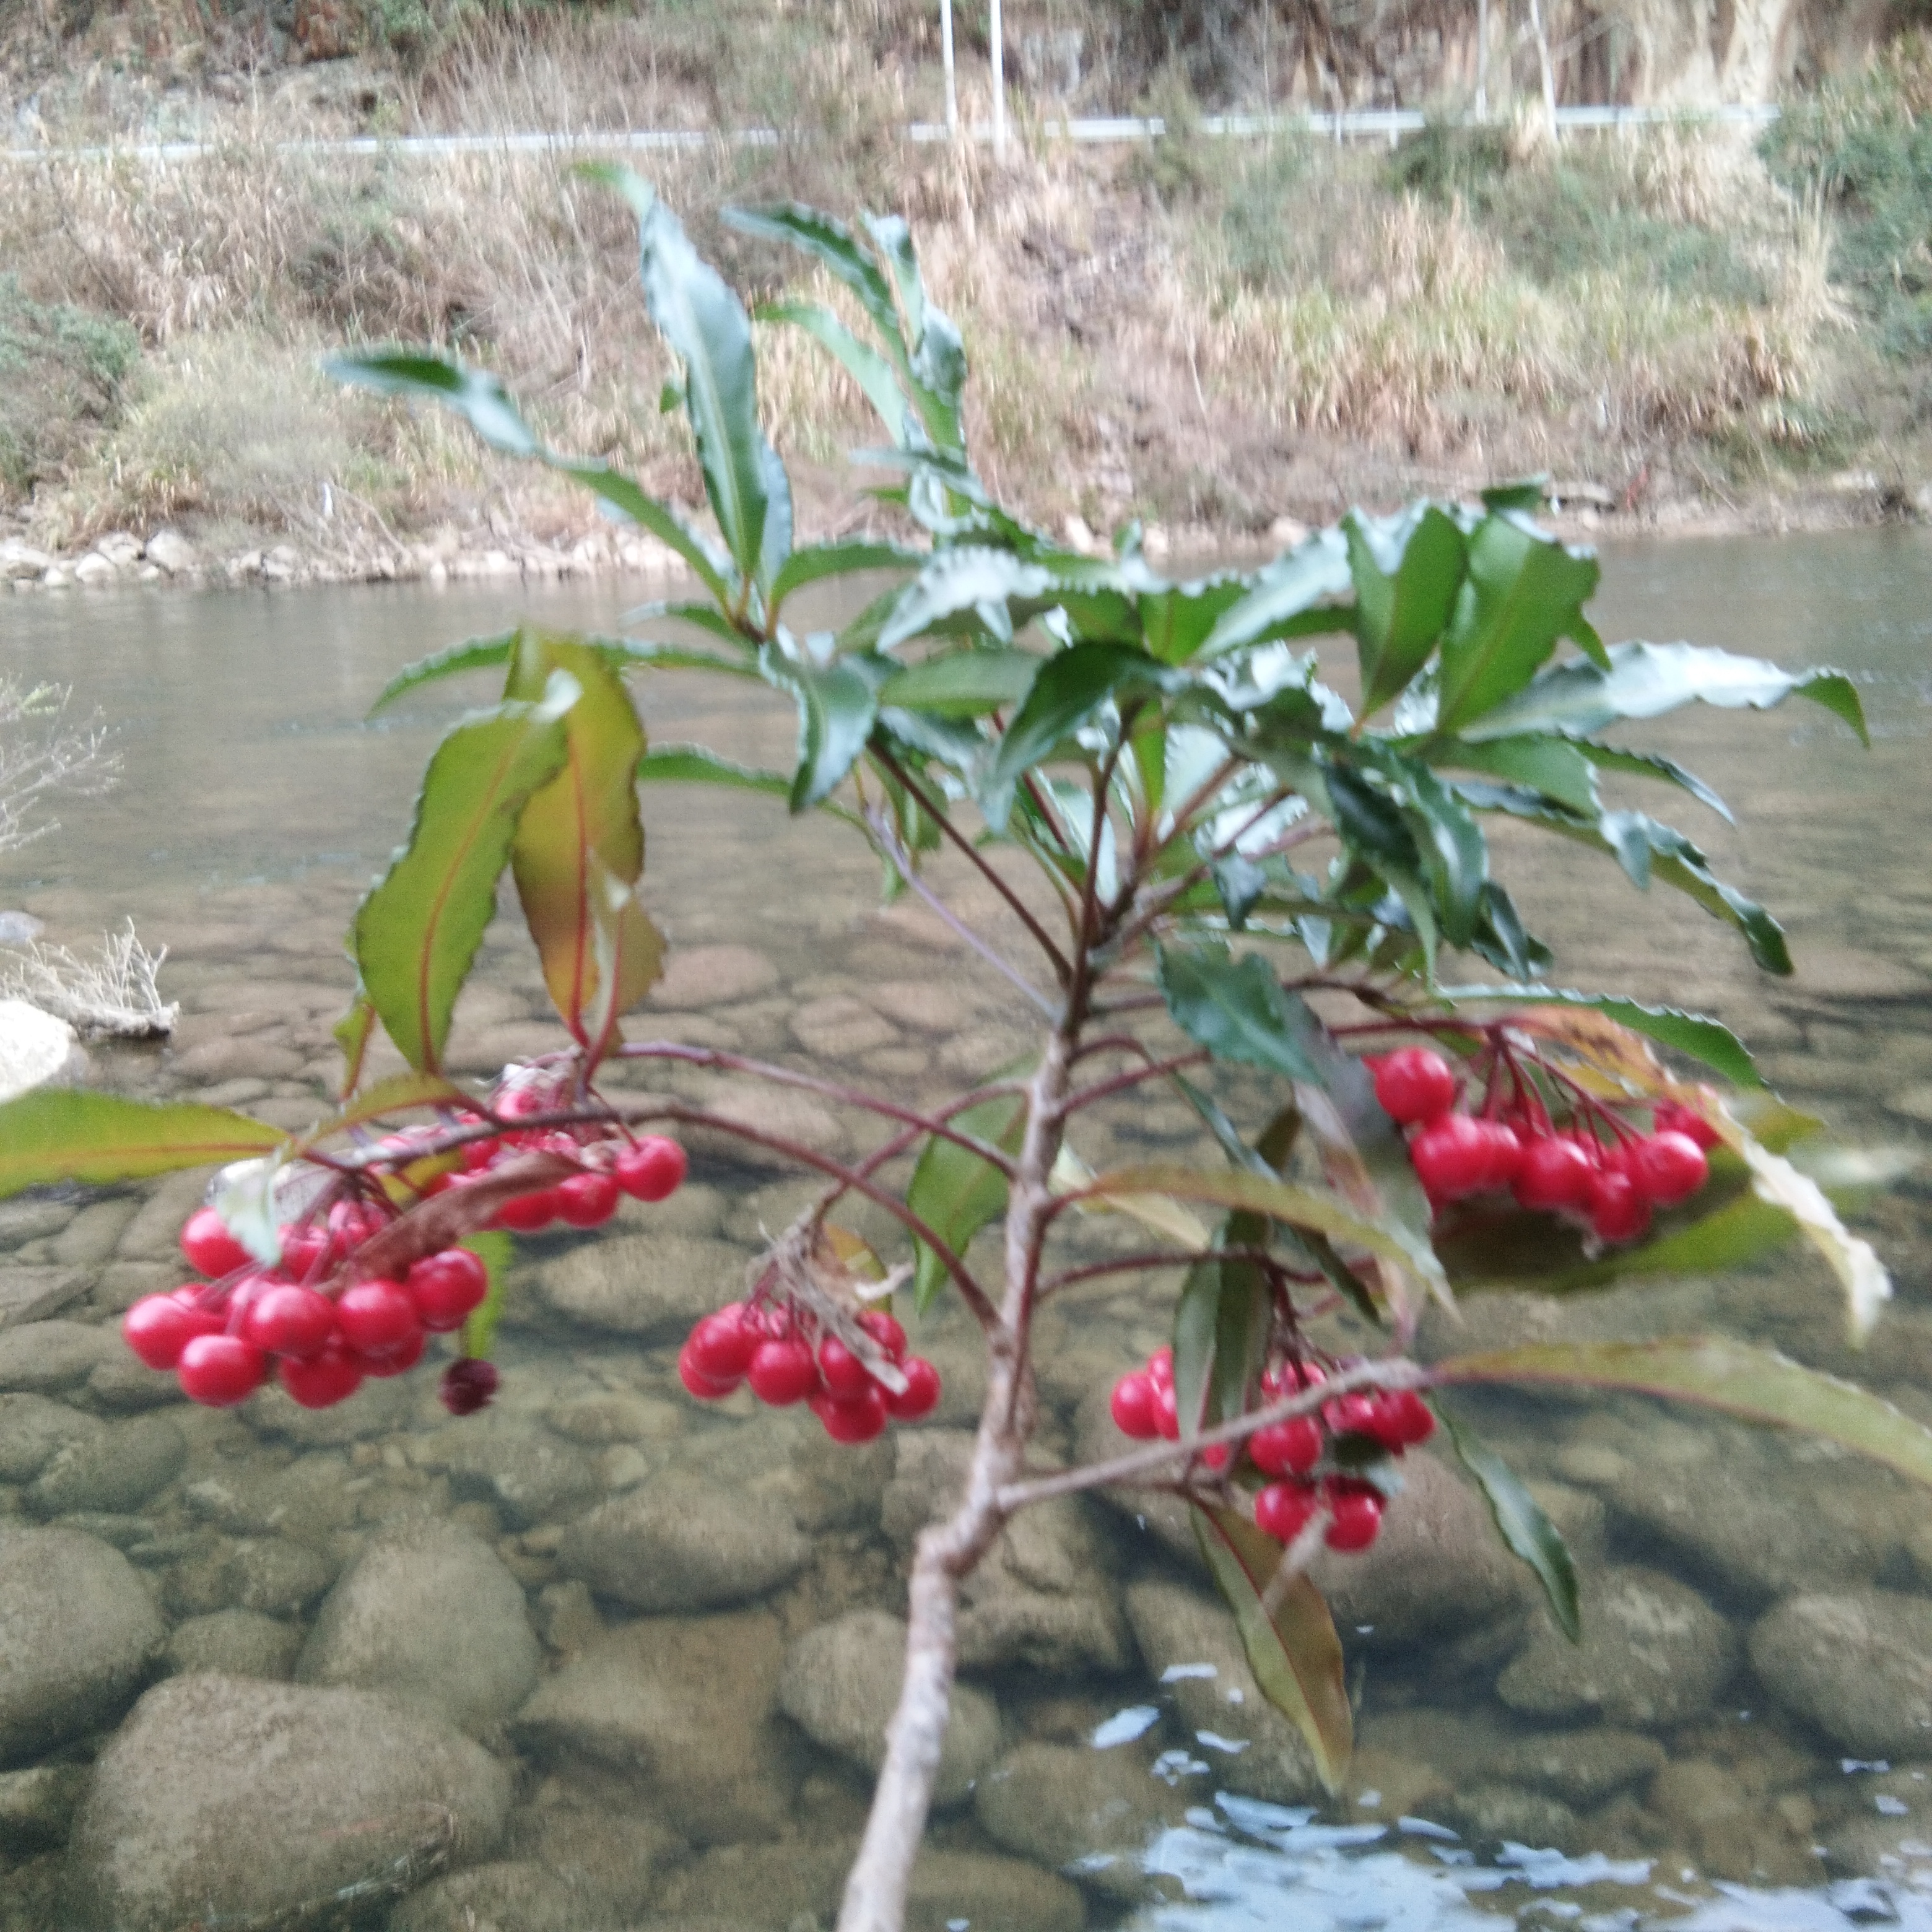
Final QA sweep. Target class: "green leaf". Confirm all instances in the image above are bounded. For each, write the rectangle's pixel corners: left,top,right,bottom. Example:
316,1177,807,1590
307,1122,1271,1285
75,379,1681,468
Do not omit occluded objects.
1436,735,1599,816
729,203,903,344
1199,528,1352,658
906,1090,1028,1312
771,540,921,610
1082,1162,1449,1302
1347,505,1466,715
352,671,577,1074
328,350,539,456
0,1089,286,1198
879,547,1053,651
1435,986,1761,1088
333,990,376,1100
589,166,780,589
1155,939,1320,1080
1462,641,1869,746
1576,744,1731,822
1173,1240,1270,1435
1440,1411,1580,1642
1480,476,1549,512
295,1071,470,1153
500,637,660,1043
1432,1337,1932,1487
578,857,666,1072
758,643,887,811
877,649,1040,717
981,642,1166,809
638,744,792,800
1395,762,1488,947
368,632,520,715
1140,577,1252,666
459,1230,514,1359
756,300,912,445
1192,1503,1351,1791
545,458,733,603
1435,514,1600,731
1601,811,1792,975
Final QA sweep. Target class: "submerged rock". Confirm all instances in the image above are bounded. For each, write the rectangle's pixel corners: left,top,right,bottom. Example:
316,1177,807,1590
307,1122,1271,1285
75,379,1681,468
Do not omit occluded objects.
1749,1589,1932,1756
559,1474,807,1612
388,1860,580,1932
66,1674,510,1932
0,1320,121,1393
25,1412,185,1518
0,1763,90,1853
538,1233,746,1339
1496,1565,1737,1728
163,1609,302,1681
0,1526,163,1761
1487,1725,1666,1807
778,1608,1002,1809
974,1741,1182,1900
0,1391,102,1482
297,1521,540,1735
416,1414,602,1530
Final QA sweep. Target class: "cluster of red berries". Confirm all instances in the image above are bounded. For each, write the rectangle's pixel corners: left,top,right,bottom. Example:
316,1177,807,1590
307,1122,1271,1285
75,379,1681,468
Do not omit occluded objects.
677,1300,942,1444
1371,1045,1718,1245
1109,1346,1434,1554
121,1203,498,1413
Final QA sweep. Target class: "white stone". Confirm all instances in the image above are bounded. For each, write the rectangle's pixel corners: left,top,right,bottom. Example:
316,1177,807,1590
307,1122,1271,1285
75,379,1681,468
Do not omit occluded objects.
142,529,199,575
0,1001,79,1102
72,552,117,586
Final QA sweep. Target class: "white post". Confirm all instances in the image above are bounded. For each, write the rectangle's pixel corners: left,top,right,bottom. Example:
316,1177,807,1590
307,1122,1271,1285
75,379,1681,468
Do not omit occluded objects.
1475,0,1489,120
989,0,1006,157
1528,0,1558,142
941,0,958,134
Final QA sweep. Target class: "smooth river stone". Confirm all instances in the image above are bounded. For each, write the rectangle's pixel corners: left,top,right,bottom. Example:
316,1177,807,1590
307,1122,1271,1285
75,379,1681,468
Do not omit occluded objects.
26,1411,186,1516
537,1232,746,1338
66,1674,510,1932
650,943,779,1009
1749,1589,1932,1756
975,1741,1182,1901
0,1391,102,1482
788,993,899,1058
0,1319,122,1392
558,1474,807,1612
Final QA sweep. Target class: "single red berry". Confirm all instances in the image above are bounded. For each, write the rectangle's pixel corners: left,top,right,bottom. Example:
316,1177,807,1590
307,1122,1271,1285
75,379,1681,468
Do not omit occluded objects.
1153,1380,1180,1441
746,1335,819,1406
885,1355,942,1422
1384,1389,1436,1447
178,1334,267,1407
1654,1099,1721,1151
440,1358,499,1416
688,1310,759,1382
277,1224,331,1278
1146,1346,1173,1390
1323,1392,1383,1440
123,1292,222,1370
1372,1046,1460,1125
407,1248,491,1332
243,1284,338,1361
279,1344,363,1409
857,1310,907,1359
812,1384,888,1444
1110,1370,1159,1439
614,1136,687,1202
180,1206,251,1279
1408,1114,1493,1201
1324,1482,1384,1552
678,1340,741,1400
327,1199,384,1248
336,1279,420,1359
1587,1167,1652,1244
359,1327,425,1377
1198,1440,1232,1471
1513,1135,1597,1213
1249,1416,1323,1476
492,1188,559,1233
818,1335,873,1401
460,1136,500,1171
556,1170,621,1229
493,1084,552,1122
1476,1119,1525,1190
1629,1129,1709,1207
1254,1480,1318,1544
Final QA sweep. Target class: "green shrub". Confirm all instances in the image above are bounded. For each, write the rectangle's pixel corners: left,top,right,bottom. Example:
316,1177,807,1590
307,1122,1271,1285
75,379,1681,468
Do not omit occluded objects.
0,279,141,500
1385,120,1513,204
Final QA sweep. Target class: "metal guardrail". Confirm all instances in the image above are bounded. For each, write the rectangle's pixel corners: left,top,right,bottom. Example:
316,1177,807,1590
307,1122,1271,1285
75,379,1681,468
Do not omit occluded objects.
0,100,1780,166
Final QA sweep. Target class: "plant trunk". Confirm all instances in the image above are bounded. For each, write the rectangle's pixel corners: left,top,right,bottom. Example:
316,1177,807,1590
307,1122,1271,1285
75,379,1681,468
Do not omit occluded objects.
835,1032,1073,1932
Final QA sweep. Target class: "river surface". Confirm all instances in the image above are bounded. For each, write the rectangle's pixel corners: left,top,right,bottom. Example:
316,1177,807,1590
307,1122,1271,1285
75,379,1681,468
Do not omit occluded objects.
0,528,1928,1932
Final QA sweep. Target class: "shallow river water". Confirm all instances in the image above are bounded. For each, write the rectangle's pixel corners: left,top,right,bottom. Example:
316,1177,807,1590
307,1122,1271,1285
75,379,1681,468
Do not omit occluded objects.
0,527,1929,1932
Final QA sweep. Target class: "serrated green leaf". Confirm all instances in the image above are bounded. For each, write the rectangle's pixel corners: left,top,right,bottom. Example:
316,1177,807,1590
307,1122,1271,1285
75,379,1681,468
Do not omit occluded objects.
982,641,1167,808
1198,528,1352,658
1155,939,1319,1080
907,1090,1028,1312
759,643,888,811
352,672,577,1074
1436,735,1599,816
369,632,520,716
877,649,1040,716
1576,743,1731,822
1442,1411,1580,1640
328,351,539,456
1435,986,1761,1088
1480,476,1549,512
0,1090,286,1197
333,991,376,1100
1432,1337,1932,1486
880,547,1053,652
771,540,921,609
637,744,793,799
757,300,912,444
1347,505,1466,715
1192,1503,1351,1791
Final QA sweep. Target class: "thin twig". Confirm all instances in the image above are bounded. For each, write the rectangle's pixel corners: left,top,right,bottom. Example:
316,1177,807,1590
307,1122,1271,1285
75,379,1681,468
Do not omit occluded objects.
1061,1048,1212,1115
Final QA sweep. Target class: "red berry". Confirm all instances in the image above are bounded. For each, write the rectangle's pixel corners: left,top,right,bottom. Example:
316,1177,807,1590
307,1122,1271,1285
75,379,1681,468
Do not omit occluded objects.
1254,1481,1318,1544
885,1355,942,1422
857,1310,908,1359
406,1248,490,1332
1372,1047,1459,1125
678,1340,741,1399
327,1199,384,1248
1513,1135,1597,1212
1383,1388,1436,1447
1249,1416,1323,1476
440,1357,499,1416
1110,1371,1159,1439
1476,1120,1524,1190
614,1137,687,1202
1324,1483,1384,1552
688,1310,759,1382
336,1279,420,1359
178,1334,267,1407
461,1136,500,1172
1587,1167,1651,1243
1153,1381,1180,1441
278,1225,331,1277
1629,1129,1708,1208
817,1335,873,1401
1146,1346,1173,1390
746,1336,819,1406
1408,1114,1492,1201
279,1344,363,1409
1323,1392,1383,1440
493,1084,552,1122
243,1284,338,1361
359,1327,425,1377
1198,1440,1233,1471
123,1292,222,1370
492,1188,558,1233
1655,1100,1721,1151
812,1384,888,1443
556,1170,621,1228
180,1206,251,1279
